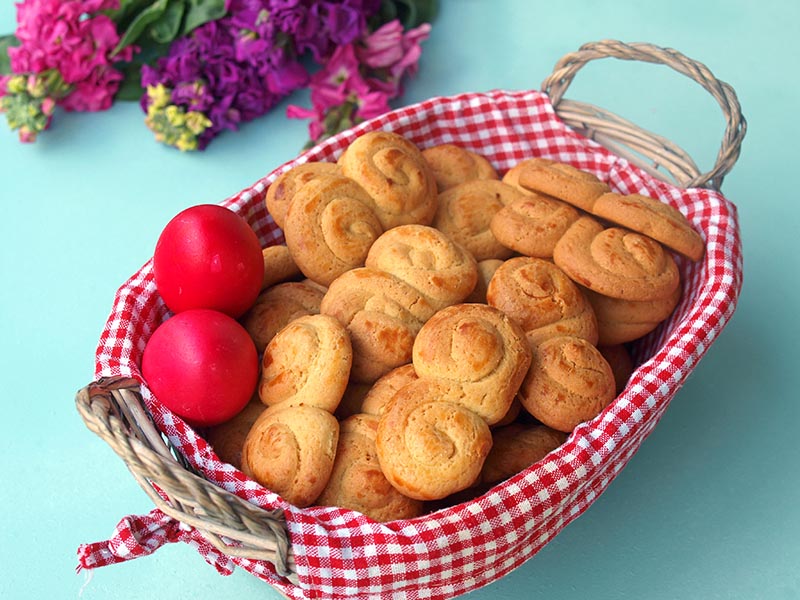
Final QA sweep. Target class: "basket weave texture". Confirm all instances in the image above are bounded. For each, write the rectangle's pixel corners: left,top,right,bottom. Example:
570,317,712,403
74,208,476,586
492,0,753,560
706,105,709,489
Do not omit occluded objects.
76,84,743,599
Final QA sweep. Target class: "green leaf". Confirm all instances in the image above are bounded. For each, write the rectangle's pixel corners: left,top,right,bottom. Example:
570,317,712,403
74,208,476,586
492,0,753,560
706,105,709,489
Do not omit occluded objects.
379,0,438,28
115,63,146,101
0,34,20,76
149,0,186,44
181,0,226,37
112,0,169,56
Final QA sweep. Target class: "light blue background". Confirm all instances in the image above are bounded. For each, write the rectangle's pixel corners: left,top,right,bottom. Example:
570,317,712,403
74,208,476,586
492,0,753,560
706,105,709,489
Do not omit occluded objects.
1,1,798,598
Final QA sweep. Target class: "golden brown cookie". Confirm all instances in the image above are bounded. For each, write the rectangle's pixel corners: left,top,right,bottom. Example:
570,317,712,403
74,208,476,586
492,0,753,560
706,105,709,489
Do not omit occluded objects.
518,335,616,433
375,378,493,501
421,143,498,192
464,258,504,304
517,158,610,211
204,395,266,470
365,224,478,312
598,344,635,394
553,216,680,301
283,173,384,286
360,363,419,416
582,283,682,345
490,194,581,258
320,267,436,383
412,303,532,425
433,180,523,261
486,257,598,346
501,158,540,195
265,161,340,229
261,245,302,291
338,130,438,229
258,314,352,413
241,281,325,353
480,423,568,485
316,413,424,521
241,403,339,507
591,192,705,261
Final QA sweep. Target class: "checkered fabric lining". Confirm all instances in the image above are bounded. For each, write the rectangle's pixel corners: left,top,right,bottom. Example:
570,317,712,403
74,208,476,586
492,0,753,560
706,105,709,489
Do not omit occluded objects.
78,89,743,600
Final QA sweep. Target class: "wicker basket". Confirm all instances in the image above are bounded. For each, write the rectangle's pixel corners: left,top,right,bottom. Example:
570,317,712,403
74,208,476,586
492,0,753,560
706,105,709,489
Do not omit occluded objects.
75,40,745,599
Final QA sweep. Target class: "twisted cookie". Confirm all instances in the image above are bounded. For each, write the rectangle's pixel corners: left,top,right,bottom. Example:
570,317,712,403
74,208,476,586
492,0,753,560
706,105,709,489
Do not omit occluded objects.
412,303,532,425
258,314,352,413
518,335,616,433
321,267,436,383
316,413,424,521
283,173,384,286
338,130,438,229
433,180,524,261
365,224,478,312
265,161,340,229
375,377,493,500
421,143,498,192
553,216,680,301
241,403,339,507
486,257,598,346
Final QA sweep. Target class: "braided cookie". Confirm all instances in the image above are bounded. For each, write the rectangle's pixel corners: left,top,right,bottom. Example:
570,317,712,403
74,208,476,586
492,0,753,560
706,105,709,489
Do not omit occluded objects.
258,314,352,413
241,403,339,507
421,143,498,192
591,192,705,261
316,413,424,521
582,283,682,345
480,423,568,485
265,161,340,229
490,193,581,258
365,224,478,312
518,335,616,433
517,158,610,211
553,216,680,301
375,378,493,500
486,257,597,346
321,267,436,383
433,180,524,261
360,363,419,417
412,303,532,425
283,174,384,286
338,130,438,229
241,281,325,353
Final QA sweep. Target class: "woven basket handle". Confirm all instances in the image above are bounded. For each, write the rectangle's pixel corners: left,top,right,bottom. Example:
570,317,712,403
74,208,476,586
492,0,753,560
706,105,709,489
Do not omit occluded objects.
75,377,297,582
541,39,746,190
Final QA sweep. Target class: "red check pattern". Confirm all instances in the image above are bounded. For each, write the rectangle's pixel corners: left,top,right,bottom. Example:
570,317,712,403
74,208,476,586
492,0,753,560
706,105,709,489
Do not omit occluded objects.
77,89,743,599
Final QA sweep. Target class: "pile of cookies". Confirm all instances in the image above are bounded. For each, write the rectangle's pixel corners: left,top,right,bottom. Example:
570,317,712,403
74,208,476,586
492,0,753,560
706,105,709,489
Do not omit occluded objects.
205,130,703,521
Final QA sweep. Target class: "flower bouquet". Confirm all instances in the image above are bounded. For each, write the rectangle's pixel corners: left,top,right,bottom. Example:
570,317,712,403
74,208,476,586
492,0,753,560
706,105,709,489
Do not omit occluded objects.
0,0,436,149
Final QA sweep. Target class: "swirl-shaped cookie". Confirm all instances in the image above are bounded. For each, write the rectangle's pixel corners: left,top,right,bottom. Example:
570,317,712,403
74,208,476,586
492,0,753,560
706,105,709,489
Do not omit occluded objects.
421,143,498,192
591,192,705,261
242,281,325,353
375,378,493,500
283,173,384,286
518,335,616,433
553,216,680,301
316,413,424,521
433,180,523,261
265,161,340,229
480,423,568,485
260,245,302,291
360,363,419,416
490,193,581,258
241,403,339,507
486,257,598,346
321,267,436,383
464,258,504,304
365,224,478,312
412,303,532,425
258,314,352,413
581,282,682,345
338,130,438,229
517,158,610,211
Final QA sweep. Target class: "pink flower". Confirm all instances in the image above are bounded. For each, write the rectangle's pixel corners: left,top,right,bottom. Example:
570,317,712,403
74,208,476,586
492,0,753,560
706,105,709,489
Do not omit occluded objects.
359,20,431,95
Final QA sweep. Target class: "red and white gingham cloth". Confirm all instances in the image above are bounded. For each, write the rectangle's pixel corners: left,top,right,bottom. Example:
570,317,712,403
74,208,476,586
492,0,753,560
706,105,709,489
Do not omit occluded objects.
76,89,743,599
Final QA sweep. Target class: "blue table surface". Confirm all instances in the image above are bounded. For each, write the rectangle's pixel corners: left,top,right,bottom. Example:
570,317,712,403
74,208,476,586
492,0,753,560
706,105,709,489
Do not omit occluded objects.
2,1,798,599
